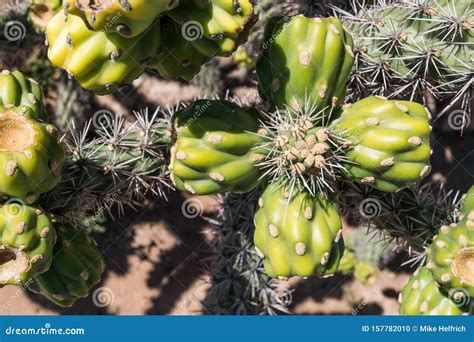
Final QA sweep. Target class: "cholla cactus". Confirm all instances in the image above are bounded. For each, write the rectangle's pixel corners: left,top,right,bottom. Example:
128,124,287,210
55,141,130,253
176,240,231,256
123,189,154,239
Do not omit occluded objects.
41,108,173,216
341,181,462,264
204,191,292,315
336,0,473,119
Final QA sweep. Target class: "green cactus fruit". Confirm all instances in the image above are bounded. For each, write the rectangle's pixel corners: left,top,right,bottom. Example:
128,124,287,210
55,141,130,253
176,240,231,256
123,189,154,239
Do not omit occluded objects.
168,0,258,55
256,15,354,112
399,267,470,315
426,215,474,298
169,100,266,195
460,186,474,216
147,18,216,81
0,203,56,285
354,261,378,286
333,96,432,192
64,0,176,37
0,106,65,204
46,11,161,94
338,249,356,275
0,70,44,120
28,224,105,307
254,182,344,278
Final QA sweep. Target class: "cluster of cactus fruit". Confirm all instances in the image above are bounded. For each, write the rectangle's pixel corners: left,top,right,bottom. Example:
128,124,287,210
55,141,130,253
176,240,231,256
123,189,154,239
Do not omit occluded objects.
0,68,104,307
44,0,258,93
0,0,472,315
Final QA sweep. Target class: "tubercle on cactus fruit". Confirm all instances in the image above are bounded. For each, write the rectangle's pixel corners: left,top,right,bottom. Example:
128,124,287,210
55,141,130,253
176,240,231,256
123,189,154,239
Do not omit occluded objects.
333,96,432,192
0,105,65,204
337,0,473,117
256,15,355,112
255,101,351,196
169,99,266,196
45,10,161,94
340,181,461,262
41,107,172,215
254,182,344,279
426,210,474,298
399,267,470,315
28,223,105,307
0,70,45,120
0,202,57,285
64,0,177,38
167,0,258,55
204,190,292,315
460,186,474,216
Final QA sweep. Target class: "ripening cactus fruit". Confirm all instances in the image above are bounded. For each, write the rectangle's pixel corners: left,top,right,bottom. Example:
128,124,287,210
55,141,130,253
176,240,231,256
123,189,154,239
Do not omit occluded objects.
460,186,474,215
46,11,161,94
254,183,344,278
0,106,64,204
256,15,354,112
426,214,474,298
169,100,266,195
147,18,217,81
64,0,176,37
353,261,379,286
0,70,44,119
28,224,105,307
334,96,432,192
399,267,470,315
168,0,258,55
0,203,56,285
